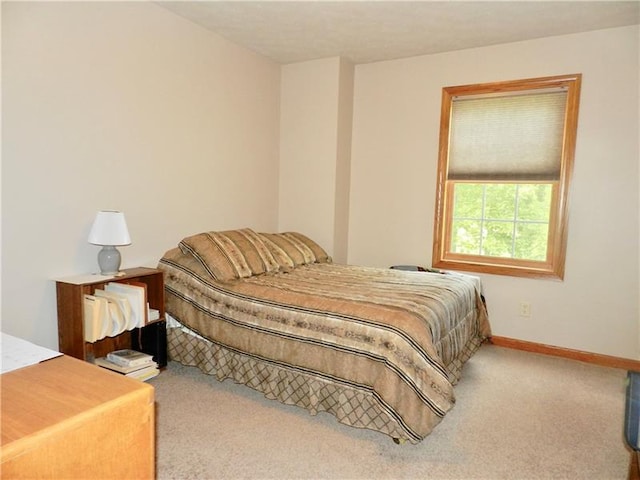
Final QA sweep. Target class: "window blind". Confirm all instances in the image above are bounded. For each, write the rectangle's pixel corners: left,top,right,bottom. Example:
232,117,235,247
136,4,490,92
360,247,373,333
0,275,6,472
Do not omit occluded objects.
448,90,568,181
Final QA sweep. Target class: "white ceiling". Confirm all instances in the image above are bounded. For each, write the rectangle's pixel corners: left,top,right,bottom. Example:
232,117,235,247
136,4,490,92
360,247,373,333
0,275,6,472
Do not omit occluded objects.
157,1,640,64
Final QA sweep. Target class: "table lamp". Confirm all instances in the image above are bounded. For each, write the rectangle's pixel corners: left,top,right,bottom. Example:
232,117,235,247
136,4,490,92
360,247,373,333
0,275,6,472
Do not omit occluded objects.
88,210,131,275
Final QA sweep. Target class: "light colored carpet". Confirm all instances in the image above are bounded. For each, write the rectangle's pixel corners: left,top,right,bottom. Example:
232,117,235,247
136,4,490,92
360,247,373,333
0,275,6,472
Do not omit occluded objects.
150,344,630,479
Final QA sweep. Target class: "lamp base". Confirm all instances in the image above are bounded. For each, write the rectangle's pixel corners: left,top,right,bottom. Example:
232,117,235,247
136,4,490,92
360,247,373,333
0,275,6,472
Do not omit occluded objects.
97,245,121,275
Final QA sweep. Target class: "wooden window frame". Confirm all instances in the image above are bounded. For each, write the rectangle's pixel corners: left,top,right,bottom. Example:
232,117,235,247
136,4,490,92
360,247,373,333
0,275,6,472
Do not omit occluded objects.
432,74,582,280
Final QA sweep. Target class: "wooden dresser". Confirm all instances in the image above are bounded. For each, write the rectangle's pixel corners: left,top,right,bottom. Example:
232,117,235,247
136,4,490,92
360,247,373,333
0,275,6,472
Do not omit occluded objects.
1,355,155,479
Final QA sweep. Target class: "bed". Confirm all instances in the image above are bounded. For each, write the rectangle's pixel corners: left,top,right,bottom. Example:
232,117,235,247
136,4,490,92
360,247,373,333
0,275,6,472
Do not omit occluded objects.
158,228,491,444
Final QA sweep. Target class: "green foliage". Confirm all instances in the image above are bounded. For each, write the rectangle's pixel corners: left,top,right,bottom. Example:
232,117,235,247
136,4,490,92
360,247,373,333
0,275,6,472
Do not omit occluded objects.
484,184,516,220
452,184,483,218
483,221,514,257
515,223,548,260
451,219,481,254
517,184,552,221
451,183,551,261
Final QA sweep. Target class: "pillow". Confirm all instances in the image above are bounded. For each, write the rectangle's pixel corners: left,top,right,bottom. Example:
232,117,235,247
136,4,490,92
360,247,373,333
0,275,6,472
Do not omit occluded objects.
259,232,331,266
282,232,332,264
258,232,313,266
179,228,279,281
233,228,281,274
259,235,295,271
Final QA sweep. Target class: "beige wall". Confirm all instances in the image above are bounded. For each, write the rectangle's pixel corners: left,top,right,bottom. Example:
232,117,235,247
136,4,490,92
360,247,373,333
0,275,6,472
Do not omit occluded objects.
2,2,281,348
349,26,639,359
333,58,355,263
279,57,354,263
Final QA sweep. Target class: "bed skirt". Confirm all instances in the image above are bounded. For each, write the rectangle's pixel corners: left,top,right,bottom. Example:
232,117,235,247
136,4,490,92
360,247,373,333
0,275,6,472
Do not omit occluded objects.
167,320,417,443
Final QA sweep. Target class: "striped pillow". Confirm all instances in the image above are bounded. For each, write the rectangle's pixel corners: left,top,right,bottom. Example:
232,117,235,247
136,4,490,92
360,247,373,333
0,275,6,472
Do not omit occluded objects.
179,228,279,281
258,232,311,266
283,232,331,264
259,235,295,271
259,232,331,266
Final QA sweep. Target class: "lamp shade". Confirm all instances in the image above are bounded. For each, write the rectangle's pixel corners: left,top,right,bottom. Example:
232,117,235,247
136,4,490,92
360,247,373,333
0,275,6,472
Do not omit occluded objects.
88,210,131,246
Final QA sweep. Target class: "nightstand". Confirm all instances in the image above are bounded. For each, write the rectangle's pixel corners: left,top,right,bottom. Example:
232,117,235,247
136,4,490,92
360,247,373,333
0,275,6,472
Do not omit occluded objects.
55,267,167,367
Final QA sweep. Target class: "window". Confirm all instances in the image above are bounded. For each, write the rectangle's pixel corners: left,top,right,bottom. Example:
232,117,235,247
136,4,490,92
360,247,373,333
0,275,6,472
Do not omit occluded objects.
432,74,581,279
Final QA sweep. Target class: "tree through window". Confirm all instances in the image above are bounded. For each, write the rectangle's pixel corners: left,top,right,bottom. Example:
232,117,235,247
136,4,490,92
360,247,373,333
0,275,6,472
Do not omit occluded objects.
432,74,581,279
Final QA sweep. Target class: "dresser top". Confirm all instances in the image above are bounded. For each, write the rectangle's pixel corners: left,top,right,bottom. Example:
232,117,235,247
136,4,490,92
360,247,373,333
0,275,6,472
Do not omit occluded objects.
1,355,154,452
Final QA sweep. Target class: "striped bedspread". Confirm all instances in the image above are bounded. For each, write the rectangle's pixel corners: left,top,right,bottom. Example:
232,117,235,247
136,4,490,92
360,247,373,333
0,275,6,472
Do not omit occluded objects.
159,237,490,443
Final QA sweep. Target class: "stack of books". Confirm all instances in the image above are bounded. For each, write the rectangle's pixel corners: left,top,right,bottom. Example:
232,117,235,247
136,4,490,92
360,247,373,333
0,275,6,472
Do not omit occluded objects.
94,349,159,382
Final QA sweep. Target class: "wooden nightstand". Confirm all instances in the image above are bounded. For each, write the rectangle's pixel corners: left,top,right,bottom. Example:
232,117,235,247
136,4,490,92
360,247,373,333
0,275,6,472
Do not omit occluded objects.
55,267,167,367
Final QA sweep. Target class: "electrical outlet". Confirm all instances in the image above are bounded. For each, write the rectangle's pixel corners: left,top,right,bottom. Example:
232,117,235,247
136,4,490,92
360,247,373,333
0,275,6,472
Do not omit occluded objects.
519,301,532,317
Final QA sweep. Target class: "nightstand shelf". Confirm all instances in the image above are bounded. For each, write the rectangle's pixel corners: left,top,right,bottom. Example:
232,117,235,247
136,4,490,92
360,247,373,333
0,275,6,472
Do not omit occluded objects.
56,267,167,367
